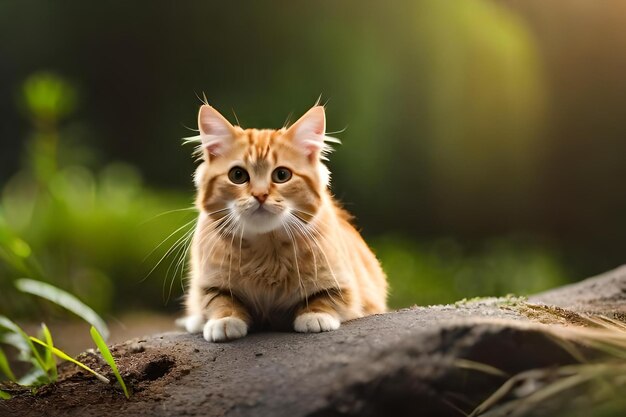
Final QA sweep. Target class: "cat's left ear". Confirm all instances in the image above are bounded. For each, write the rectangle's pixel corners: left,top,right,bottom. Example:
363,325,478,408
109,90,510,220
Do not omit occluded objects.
285,106,326,161
198,104,236,160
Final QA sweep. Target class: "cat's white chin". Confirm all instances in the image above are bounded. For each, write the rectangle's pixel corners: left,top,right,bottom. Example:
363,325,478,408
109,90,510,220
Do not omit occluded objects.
241,210,286,235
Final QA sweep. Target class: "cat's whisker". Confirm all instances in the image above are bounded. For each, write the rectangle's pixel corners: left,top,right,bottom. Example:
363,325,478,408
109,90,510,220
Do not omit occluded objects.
201,224,231,267
305,215,358,298
163,241,184,301
238,224,245,274
172,226,194,275
205,207,231,220
286,217,318,283
169,223,196,300
143,218,198,283
291,208,335,231
200,212,237,265
282,111,293,129
292,208,338,230
143,217,197,265
198,208,233,231
282,220,306,306
294,213,340,255
289,221,338,308
166,223,197,299
287,217,331,307
139,206,196,226
287,215,345,304
162,225,195,302
218,218,240,268
231,108,242,128
290,224,344,309
226,223,240,300
325,126,348,136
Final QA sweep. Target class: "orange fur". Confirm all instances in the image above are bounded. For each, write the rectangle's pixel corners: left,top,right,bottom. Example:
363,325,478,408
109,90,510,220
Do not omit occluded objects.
183,104,387,341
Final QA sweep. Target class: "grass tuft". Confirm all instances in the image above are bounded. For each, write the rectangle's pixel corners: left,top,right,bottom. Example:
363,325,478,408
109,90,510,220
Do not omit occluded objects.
29,337,109,384
90,326,130,398
0,316,48,378
0,280,130,398
0,347,17,382
468,317,626,416
40,324,57,381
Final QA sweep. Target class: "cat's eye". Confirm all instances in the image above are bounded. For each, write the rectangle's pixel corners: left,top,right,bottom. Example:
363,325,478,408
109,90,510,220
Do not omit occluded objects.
271,167,292,183
228,166,249,184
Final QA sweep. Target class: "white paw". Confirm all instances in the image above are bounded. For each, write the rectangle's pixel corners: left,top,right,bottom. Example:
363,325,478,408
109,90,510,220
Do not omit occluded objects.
203,317,248,342
294,312,340,333
178,314,206,333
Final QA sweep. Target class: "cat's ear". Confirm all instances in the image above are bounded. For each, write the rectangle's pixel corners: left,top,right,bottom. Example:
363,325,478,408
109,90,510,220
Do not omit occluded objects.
285,106,326,161
198,104,236,159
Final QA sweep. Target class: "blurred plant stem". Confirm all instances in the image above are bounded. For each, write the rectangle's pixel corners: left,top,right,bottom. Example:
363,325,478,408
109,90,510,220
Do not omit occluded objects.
21,72,77,187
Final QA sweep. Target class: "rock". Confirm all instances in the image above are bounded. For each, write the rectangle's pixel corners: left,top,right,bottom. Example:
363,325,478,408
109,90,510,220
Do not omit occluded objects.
1,266,625,417
530,264,626,315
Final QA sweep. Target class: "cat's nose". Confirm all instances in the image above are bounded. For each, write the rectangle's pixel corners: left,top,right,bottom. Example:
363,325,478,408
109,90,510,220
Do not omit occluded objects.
253,193,268,204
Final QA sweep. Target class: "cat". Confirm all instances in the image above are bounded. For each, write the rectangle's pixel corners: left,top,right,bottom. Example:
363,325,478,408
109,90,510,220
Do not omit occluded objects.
180,103,387,342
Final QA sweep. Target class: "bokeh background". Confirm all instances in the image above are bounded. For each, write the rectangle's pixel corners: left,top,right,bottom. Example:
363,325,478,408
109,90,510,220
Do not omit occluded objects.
1,0,625,333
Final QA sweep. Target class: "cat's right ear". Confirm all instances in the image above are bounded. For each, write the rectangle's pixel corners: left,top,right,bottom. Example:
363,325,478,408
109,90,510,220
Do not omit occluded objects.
198,105,236,160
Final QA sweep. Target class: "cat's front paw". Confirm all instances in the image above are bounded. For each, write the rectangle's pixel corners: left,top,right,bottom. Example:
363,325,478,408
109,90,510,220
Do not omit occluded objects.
203,317,248,342
179,314,206,334
294,312,340,333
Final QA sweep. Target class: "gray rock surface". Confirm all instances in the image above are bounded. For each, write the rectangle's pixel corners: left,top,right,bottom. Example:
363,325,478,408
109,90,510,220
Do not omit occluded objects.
530,264,626,314
2,265,625,417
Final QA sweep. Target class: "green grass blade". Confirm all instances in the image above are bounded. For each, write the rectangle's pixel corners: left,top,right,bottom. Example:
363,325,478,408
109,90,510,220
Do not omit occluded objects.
0,315,48,375
90,326,129,398
29,337,109,384
0,347,17,382
453,358,510,378
0,389,11,400
15,279,109,340
40,324,57,381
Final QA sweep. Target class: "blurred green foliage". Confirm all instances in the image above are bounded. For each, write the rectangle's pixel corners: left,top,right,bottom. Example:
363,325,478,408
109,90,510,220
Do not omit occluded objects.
0,71,569,319
374,236,565,308
0,73,192,317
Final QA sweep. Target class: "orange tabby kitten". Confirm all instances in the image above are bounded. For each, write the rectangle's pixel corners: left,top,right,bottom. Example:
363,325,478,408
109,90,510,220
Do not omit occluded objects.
181,103,387,342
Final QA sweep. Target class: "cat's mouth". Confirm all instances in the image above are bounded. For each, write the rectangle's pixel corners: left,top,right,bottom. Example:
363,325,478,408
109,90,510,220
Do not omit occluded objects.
239,204,286,235
249,202,282,216
252,206,270,215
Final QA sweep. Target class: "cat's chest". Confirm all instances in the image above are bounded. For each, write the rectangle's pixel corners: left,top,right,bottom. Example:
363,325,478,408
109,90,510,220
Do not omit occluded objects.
201,234,321,314
226,240,315,316
235,239,310,285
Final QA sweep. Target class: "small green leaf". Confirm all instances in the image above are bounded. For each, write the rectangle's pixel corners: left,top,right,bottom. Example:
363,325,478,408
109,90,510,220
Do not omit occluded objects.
15,279,109,340
90,326,129,398
0,389,11,400
0,347,17,382
40,324,57,381
29,337,109,384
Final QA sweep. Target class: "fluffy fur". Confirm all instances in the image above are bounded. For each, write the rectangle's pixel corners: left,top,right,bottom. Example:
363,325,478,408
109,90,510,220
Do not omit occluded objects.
182,104,387,342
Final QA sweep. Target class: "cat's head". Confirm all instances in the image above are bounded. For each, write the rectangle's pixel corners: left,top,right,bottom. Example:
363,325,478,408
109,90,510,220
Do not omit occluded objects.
192,104,337,235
